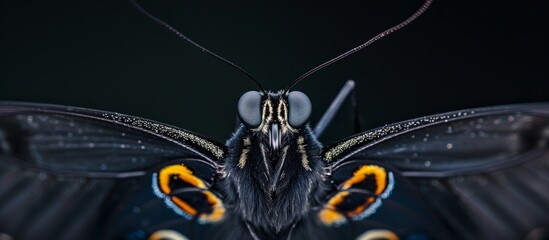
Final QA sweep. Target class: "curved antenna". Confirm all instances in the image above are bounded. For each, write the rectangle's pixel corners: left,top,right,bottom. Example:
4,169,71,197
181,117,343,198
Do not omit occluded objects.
285,0,433,93
129,0,266,94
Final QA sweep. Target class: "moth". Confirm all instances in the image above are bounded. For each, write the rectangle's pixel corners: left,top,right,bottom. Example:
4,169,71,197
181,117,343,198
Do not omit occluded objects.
1,0,548,240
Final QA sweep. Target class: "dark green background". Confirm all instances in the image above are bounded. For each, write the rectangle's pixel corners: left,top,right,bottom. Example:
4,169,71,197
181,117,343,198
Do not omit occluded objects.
1,0,548,143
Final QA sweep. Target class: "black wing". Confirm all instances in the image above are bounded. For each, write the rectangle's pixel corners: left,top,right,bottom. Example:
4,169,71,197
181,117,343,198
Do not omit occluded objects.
0,102,227,240
322,103,549,239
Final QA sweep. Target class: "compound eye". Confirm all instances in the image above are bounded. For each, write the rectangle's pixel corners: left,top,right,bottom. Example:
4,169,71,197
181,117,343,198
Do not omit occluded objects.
287,91,311,128
237,91,262,127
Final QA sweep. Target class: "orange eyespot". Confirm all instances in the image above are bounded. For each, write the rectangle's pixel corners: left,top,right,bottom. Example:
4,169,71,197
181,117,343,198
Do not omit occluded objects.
198,190,226,223
318,208,347,226
319,165,394,225
158,164,207,195
319,191,349,226
170,196,198,217
348,197,375,217
342,165,388,195
327,191,350,206
153,164,225,221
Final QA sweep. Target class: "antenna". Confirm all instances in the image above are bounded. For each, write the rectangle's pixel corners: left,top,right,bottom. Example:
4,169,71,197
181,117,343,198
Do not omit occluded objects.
129,0,266,94
285,0,433,92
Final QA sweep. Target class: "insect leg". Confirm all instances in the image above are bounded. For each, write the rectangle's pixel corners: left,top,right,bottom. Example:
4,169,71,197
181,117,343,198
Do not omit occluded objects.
313,80,358,138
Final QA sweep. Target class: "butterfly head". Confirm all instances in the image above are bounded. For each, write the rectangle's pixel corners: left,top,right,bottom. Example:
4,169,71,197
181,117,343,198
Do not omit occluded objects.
237,90,312,135
233,90,319,195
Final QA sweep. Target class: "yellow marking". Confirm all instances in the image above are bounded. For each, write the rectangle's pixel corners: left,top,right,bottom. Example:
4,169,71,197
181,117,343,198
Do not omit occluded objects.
297,136,311,171
201,206,225,223
243,137,251,146
171,196,197,216
356,230,399,240
238,149,249,168
158,165,206,195
348,197,375,217
318,208,347,226
324,133,375,162
323,126,401,162
277,100,297,133
277,98,287,122
323,115,453,162
342,165,387,195
149,230,188,240
199,191,226,223
277,100,287,133
130,119,225,159
238,137,251,168
258,98,274,133
319,191,349,225
327,191,350,207
255,97,300,133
